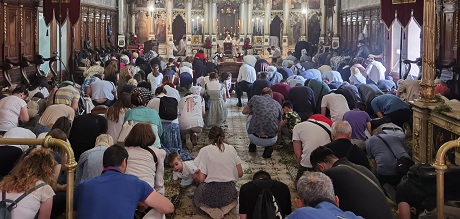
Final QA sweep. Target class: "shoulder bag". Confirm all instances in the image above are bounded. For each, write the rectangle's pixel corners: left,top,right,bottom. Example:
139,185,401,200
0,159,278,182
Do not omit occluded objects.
376,135,414,175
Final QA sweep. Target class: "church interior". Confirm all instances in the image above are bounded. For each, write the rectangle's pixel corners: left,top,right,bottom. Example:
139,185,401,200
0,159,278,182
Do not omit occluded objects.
1,0,460,218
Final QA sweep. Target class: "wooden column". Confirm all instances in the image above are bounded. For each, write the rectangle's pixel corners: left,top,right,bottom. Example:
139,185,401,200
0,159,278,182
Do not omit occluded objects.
419,0,437,102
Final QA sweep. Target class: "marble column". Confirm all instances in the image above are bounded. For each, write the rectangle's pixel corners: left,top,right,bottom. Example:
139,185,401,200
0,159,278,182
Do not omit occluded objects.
302,1,307,42
319,0,326,44
239,1,246,43
117,0,125,47
418,0,436,102
211,0,217,54
247,0,253,36
331,0,340,49
166,0,174,58
204,0,209,38
264,0,271,55
130,3,136,34
282,0,290,55
186,0,192,56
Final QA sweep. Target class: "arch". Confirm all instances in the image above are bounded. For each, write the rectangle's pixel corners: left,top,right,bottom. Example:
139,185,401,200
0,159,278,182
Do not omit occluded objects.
172,15,186,46
270,15,282,47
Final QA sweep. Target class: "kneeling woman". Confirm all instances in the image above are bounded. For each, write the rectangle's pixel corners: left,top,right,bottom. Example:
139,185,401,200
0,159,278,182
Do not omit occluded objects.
193,126,243,218
0,148,56,219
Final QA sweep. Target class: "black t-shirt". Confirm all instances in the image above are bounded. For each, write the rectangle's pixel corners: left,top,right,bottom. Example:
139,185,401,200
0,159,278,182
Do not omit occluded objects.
324,139,370,169
325,158,393,219
239,179,292,219
0,146,23,179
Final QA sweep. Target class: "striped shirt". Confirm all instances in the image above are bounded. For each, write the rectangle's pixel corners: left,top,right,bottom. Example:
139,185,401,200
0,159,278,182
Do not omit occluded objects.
54,85,80,106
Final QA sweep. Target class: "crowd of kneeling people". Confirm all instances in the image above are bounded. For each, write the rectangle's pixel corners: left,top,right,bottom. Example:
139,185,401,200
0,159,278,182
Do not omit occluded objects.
0,50,459,219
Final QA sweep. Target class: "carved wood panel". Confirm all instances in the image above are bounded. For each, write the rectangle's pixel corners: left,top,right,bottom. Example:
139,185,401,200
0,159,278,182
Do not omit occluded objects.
0,3,4,65
23,7,35,59
6,6,19,60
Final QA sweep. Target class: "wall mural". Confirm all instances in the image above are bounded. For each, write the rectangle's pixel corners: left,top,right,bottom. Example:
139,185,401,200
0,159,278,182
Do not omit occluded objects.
81,0,117,8
174,0,186,9
272,0,283,10
253,0,264,10
309,0,320,9
290,13,302,44
192,0,203,10
156,18,167,43
291,0,302,10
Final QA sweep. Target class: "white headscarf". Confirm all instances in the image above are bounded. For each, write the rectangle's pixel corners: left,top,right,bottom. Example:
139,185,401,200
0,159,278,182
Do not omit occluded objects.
243,55,257,67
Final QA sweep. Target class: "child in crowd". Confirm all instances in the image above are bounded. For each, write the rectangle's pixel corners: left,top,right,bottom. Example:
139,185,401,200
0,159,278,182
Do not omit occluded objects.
167,152,198,188
278,101,301,145
221,72,233,98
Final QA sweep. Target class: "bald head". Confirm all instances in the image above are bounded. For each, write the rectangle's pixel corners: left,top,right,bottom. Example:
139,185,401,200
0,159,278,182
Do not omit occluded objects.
261,87,273,97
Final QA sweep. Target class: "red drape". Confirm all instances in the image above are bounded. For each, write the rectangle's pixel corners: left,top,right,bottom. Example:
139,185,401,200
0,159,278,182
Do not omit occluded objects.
381,0,424,28
44,0,81,26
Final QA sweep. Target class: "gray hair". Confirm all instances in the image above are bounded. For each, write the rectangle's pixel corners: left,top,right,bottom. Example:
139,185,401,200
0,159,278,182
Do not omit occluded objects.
331,121,352,138
296,172,335,207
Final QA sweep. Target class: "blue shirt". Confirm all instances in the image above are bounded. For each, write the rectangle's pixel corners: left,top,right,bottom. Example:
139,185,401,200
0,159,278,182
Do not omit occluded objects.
125,106,163,136
286,201,364,219
75,167,153,219
371,94,409,115
366,133,410,175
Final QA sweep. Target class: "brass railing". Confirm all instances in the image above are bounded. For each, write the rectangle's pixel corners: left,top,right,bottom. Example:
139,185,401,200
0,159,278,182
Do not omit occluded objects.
433,137,460,218
0,136,77,219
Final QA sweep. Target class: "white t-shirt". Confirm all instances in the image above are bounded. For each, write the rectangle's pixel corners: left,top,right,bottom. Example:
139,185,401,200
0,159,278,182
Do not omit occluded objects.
163,85,181,102
106,109,129,142
194,143,241,183
125,146,166,195
178,94,204,130
90,80,116,100
321,93,350,122
2,127,36,151
27,87,49,100
366,61,386,84
292,120,331,168
173,160,198,180
147,73,164,92
0,95,27,132
6,181,55,219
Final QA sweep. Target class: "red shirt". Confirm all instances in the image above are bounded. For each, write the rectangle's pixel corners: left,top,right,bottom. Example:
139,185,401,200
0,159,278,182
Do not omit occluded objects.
193,53,208,62
309,114,333,127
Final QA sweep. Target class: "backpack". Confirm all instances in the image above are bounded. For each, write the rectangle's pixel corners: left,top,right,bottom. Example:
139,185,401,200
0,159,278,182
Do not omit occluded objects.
159,96,178,120
252,181,282,219
27,97,46,118
0,183,46,219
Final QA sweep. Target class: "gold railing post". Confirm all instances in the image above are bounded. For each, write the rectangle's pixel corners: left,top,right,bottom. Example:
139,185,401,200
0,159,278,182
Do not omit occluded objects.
0,137,77,219
432,138,460,219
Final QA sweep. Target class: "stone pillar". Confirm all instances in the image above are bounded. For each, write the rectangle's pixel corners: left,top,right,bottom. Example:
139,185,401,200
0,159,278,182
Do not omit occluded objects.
331,0,340,49
247,0,253,36
186,0,192,56
301,2,307,42
204,0,209,38
319,0,326,44
117,0,125,47
130,3,136,34
239,1,246,43
264,0,271,55
166,0,174,58
282,0,290,56
211,0,217,54
418,0,436,102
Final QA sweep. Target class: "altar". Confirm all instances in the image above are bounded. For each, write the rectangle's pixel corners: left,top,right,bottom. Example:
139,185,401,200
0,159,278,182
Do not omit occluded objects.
411,100,460,165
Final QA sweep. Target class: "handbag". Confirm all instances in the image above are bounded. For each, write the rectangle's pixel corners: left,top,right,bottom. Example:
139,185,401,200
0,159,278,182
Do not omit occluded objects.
376,135,414,175
117,120,137,146
203,84,210,111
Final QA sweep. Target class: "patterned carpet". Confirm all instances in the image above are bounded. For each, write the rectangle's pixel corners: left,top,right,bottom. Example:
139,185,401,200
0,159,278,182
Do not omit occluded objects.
164,96,299,219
